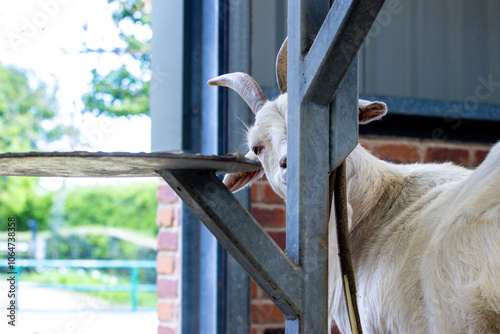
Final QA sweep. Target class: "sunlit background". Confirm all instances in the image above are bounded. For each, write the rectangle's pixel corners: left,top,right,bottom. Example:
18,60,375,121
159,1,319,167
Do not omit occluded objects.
0,0,152,188
0,1,158,333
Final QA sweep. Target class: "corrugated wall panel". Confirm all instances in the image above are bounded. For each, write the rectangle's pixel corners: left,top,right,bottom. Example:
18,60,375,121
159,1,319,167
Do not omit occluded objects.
360,0,500,105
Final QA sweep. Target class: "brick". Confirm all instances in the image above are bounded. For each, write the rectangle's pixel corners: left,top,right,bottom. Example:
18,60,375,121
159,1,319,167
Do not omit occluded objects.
158,231,178,251
156,206,176,227
372,143,421,163
157,184,179,204
473,149,490,167
158,302,174,322
264,328,285,334
251,279,259,298
176,257,181,274
156,254,175,274
251,206,286,227
251,301,285,323
251,279,265,299
158,325,176,334
426,147,469,166
251,182,260,202
267,231,286,250
262,182,285,203
157,279,178,298
358,139,371,150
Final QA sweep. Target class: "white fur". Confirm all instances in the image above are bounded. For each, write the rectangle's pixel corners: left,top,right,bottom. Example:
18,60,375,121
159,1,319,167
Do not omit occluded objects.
236,94,500,333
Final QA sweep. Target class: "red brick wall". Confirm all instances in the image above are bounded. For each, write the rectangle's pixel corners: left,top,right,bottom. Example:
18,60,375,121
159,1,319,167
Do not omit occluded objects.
156,179,181,334
250,179,286,334
360,137,492,167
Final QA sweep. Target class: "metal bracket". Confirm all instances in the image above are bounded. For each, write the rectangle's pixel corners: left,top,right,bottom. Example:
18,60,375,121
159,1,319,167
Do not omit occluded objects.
304,0,385,106
330,58,359,171
157,170,304,318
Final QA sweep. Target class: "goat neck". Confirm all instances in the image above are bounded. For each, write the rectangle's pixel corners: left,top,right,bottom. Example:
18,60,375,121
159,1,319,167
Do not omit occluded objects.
345,144,406,232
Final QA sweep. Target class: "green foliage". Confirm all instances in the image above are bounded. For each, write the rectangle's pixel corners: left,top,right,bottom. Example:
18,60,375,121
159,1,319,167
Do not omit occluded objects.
44,232,156,284
0,66,60,150
0,64,68,232
88,290,156,308
0,177,53,232
83,0,151,117
45,233,156,262
82,66,149,116
63,181,158,236
109,0,151,26
110,0,151,64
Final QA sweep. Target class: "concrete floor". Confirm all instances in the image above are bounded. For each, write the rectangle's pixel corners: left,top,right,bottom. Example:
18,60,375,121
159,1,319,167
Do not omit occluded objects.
0,282,158,334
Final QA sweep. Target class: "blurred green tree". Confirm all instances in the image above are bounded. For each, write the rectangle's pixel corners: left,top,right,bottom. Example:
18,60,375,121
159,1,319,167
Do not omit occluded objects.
0,64,68,231
82,0,151,117
63,181,158,236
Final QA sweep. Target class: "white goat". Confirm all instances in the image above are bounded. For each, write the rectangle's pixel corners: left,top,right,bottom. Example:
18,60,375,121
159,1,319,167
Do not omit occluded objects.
208,54,500,334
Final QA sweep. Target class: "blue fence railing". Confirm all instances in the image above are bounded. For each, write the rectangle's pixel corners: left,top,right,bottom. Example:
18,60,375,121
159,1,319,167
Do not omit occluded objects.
0,259,156,311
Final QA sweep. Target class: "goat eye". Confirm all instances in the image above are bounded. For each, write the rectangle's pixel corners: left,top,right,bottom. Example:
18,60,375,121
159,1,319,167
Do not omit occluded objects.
252,146,263,155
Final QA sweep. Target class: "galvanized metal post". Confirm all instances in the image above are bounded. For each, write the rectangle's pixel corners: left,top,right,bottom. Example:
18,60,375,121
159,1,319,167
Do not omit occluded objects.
287,1,332,332
177,0,252,331
287,1,384,332
179,0,223,331
224,0,253,332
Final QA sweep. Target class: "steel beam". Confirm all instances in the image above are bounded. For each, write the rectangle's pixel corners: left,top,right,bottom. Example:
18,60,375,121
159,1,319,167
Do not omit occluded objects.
181,0,220,331
288,1,384,333
157,170,304,318
304,0,385,106
330,58,359,171
288,1,332,333
297,0,330,54
225,0,253,330
360,94,500,121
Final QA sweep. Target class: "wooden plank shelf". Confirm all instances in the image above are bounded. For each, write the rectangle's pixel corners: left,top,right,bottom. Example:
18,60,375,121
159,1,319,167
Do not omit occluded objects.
0,151,261,177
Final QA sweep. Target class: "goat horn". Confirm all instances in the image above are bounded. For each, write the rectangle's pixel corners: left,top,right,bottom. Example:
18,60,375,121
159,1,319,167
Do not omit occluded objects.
208,72,267,114
276,37,288,94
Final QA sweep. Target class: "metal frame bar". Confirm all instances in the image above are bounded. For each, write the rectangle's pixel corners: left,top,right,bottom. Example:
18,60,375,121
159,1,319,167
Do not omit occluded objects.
158,170,304,317
361,94,500,121
180,1,202,331
180,0,216,332
304,0,385,106
223,0,253,331
287,2,332,333
164,0,253,331
287,1,384,332
330,58,359,171
261,90,500,122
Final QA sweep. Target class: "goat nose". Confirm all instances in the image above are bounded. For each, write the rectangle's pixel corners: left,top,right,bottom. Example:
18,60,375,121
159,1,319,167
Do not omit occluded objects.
279,156,287,168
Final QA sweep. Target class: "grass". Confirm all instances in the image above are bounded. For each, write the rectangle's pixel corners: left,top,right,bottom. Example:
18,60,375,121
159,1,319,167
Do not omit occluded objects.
3,267,157,309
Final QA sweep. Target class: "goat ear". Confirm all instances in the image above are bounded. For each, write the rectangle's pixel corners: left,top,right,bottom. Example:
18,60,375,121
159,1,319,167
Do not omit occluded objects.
223,168,264,192
358,99,387,124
